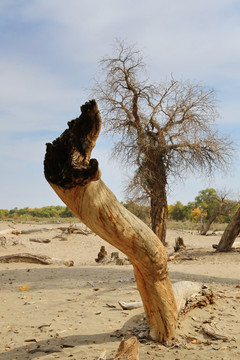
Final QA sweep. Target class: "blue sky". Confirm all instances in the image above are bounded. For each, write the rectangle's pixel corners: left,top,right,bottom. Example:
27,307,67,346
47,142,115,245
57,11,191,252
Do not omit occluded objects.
0,0,239,209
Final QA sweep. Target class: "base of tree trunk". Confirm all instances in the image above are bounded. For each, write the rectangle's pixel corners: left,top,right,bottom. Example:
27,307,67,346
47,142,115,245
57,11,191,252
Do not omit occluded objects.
216,208,240,252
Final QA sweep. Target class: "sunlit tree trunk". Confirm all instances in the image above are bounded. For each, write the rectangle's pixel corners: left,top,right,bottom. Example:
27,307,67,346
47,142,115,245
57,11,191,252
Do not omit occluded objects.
200,214,217,235
44,100,178,342
216,207,240,252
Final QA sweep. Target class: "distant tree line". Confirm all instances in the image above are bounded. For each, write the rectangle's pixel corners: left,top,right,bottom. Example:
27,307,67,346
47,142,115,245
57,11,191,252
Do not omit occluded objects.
0,206,75,220
124,188,239,234
168,188,239,226
0,189,238,233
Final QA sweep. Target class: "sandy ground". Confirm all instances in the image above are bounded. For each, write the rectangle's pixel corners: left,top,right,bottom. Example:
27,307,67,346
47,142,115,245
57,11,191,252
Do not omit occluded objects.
0,220,239,360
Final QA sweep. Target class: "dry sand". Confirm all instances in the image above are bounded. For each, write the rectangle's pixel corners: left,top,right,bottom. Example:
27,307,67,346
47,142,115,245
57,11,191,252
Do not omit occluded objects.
0,221,239,359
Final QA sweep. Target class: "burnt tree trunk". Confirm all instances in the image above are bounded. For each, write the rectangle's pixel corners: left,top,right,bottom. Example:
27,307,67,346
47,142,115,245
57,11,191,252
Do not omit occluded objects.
216,207,240,252
44,100,178,342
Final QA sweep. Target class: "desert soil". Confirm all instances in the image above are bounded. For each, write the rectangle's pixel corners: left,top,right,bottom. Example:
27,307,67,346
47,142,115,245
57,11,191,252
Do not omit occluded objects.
0,220,239,360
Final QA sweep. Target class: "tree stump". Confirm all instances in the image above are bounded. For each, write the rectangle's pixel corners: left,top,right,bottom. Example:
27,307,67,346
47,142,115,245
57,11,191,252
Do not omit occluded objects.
95,246,108,263
174,236,186,252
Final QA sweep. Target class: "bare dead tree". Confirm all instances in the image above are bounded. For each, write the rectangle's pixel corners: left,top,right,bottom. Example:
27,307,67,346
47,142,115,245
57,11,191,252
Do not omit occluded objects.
93,40,235,245
44,100,177,341
44,100,215,342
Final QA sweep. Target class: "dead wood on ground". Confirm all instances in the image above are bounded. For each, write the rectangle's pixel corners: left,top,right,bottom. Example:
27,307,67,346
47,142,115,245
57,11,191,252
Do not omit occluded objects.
202,322,233,342
29,238,51,243
174,237,186,252
119,282,215,316
119,301,143,310
114,337,140,360
95,246,108,263
58,224,92,235
95,247,131,265
97,348,107,360
0,253,74,266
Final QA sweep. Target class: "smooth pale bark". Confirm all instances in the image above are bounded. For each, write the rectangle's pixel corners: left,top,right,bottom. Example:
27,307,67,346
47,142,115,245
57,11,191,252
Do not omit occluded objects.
44,100,178,342
50,180,178,341
172,281,202,313
216,207,240,252
118,281,203,314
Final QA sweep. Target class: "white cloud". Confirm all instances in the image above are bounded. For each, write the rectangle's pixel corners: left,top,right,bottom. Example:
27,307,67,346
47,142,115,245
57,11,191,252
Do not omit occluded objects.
19,0,240,75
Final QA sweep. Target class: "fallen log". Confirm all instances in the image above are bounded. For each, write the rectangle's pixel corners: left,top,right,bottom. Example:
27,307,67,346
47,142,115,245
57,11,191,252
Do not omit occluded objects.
58,225,92,235
178,256,197,261
0,253,74,266
202,322,232,341
119,301,143,310
167,253,180,261
29,238,51,243
118,281,214,315
110,252,131,265
0,228,55,235
168,254,196,261
21,228,51,234
0,229,16,235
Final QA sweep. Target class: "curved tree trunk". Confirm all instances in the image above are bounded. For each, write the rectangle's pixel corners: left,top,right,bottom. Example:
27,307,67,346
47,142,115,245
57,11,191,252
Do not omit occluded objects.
51,180,178,341
200,214,217,235
44,100,178,342
216,207,240,252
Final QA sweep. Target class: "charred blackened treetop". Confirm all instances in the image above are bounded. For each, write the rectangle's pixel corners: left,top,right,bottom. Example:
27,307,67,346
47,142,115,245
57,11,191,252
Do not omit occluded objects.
44,100,101,188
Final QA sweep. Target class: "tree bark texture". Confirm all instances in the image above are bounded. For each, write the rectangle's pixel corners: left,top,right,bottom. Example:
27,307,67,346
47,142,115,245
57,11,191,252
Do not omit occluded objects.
44,100,178,342
216,207,240,252
150,191,168,246
146,148,168,245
